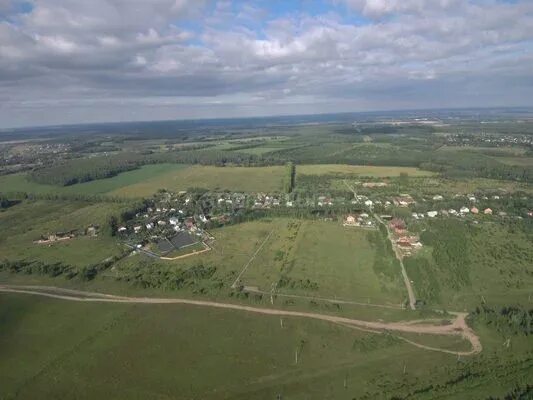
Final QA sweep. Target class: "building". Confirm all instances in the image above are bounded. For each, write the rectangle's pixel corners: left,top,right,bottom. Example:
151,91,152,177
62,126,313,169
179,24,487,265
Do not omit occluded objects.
460,206,470,214
484,208,493,215
427,211,438,218
432,195,443,201
344,214,357,225
471,207,479,214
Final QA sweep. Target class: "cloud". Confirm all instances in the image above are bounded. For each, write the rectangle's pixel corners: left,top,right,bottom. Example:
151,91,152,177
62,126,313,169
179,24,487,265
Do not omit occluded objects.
0,0,532,127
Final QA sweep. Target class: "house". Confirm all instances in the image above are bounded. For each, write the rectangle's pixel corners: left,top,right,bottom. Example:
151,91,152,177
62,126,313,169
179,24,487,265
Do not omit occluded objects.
169,217,179,226
185,218,195,229
364,199,373,207
432,195,443,201
134,226,142,234
484,208,493,215
460,206,470,214
344,214,358,226
393,194,415,207
397,237,412,247
471,207,479,214
286,201,294,207
157,220,166,226
118,226,127,233
493,195,500,200
427,211,438,218
449,209,458,215
146,223,154,230
468,195,476,202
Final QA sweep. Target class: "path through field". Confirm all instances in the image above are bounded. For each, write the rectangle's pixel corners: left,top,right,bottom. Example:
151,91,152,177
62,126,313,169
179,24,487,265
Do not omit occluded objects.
343,179,417,310
0,285,481,356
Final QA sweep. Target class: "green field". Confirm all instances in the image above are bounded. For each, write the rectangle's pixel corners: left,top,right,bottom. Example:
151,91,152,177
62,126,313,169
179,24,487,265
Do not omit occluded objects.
0,164,286,197
110,165,286,196
297,164,434,177
0,200,125,267
238,220,405,305
0,164,189,197
1,294,531,400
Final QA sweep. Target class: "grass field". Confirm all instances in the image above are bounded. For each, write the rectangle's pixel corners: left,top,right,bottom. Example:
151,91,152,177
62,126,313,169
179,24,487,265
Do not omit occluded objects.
0,200,125,266
297,164,434,177
0,164,189,197
0,164,285,197
238,220,405,305
109,165,285,196
1,293,531,400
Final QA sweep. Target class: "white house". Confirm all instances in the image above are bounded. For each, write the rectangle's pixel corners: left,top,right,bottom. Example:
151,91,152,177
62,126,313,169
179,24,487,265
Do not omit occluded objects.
432,195,443,201
460,206,470,214
364,200,373,207
427,211,438,218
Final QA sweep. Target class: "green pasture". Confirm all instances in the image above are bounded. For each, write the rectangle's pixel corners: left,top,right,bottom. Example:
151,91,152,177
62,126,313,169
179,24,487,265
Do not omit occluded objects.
0,294,531,400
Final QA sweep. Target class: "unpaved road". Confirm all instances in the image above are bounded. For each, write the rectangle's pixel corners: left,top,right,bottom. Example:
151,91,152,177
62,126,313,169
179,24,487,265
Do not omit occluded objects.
0,285,481,356
343,179,417,310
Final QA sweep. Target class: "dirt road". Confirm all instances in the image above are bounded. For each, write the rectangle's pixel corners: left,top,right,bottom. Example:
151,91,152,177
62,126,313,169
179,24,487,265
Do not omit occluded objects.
343,180,417,310
0,284,481,356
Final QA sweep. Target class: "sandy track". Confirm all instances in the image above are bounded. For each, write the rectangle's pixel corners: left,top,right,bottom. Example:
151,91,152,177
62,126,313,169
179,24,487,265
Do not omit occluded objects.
0,285,481,356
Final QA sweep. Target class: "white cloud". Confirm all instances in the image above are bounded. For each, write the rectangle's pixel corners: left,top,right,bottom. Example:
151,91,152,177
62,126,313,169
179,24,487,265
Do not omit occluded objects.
0,0,532,127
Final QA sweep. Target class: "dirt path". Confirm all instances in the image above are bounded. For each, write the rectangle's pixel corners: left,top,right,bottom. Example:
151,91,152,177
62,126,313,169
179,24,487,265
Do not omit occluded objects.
343,179,417,310
0,284,481,356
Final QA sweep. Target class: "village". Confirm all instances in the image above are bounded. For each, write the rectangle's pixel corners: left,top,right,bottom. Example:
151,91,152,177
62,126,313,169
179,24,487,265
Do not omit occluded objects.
101,184,531,261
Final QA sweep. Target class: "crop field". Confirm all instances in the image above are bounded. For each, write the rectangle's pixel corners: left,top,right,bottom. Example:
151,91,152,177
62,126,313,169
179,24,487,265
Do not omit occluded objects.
1,294,531,400
0,200,125,266
297,164,434,177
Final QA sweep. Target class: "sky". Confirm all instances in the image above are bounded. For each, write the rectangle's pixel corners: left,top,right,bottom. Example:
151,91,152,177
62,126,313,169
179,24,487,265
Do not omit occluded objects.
0,0,532,128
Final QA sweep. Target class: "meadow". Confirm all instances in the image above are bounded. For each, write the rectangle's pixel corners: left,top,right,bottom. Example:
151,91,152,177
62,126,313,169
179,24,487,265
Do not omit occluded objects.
109,165,286,196
297,164,434,177
0,293,531,400
0,200,126,267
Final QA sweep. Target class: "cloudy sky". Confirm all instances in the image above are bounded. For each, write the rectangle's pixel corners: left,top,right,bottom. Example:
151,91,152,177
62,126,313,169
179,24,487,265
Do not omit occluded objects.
1,0,532,128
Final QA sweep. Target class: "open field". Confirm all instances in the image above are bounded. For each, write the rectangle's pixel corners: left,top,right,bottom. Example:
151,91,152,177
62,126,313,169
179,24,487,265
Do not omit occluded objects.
0,200,125,266
239,220,405,305
0,164,189,196
1,292,531,400
437,145,528,156
110,165,285,196
0,164,285,197
297,164,434,177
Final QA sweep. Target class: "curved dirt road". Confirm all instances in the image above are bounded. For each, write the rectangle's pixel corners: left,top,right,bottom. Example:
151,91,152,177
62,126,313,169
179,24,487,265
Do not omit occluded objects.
0,285,481,356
